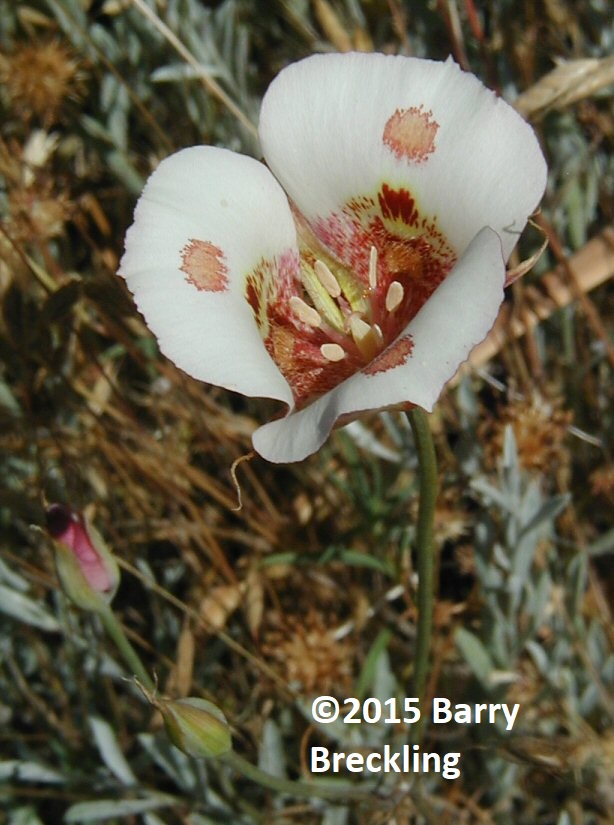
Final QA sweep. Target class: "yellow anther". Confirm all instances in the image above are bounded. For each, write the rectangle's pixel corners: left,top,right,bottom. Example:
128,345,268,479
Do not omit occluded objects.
368,245,378,290
385,280,404,312
320,343,346,362
289,296,322,327
314,260,341,298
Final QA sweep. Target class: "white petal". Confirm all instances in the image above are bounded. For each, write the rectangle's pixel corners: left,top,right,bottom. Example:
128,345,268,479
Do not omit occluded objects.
259,53,547,260
252,227,505,462
120,146,295,404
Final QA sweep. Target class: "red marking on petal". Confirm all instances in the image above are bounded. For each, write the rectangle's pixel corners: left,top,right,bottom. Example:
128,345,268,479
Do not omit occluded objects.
383,106,439,164
311,189,456,346
180,239,229,292
364,335,414,376
378,184,419,227
245,280,260,315
265,324,357,408
245,250,301,337
311,200,376,287
241,194,455,409
245,249,355,407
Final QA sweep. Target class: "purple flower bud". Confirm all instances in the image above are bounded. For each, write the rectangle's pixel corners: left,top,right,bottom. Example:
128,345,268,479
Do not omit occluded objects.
45,504,119,610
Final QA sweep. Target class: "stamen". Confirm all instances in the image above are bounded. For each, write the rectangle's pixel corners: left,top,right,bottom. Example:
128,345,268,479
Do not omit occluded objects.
289,295,322,327
368,245,378,290
385,280,404,312
314,260,341,298
349,315,382,362
320,343,346,362
349,315,372,343
301,265,345,332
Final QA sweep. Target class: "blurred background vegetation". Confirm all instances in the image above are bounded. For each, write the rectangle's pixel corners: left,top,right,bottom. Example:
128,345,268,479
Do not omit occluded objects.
0,0,613,823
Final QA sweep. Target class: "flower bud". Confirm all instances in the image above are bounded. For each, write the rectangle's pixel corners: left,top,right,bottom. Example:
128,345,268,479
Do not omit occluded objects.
45,504,119,611
160,697,232,759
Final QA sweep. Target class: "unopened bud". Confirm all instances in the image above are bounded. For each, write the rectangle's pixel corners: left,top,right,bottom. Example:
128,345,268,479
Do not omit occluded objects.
161,697,232,759
45,504,119,611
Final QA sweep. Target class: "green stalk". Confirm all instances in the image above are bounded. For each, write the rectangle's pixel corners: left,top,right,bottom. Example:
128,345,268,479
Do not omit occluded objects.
407,408,439,741
222,751,374,801
98,605,156,692
97,604,374,800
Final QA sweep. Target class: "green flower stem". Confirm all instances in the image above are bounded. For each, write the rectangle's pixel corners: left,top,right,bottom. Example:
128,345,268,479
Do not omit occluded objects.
97,604,375,801
407,408,439,741
222,751,375,801
98,604,156,692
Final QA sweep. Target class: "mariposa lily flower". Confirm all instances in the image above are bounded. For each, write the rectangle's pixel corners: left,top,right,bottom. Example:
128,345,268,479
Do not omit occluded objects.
120,53,547,463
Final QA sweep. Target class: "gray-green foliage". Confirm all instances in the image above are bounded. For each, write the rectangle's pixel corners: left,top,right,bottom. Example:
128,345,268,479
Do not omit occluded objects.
1,0,612,822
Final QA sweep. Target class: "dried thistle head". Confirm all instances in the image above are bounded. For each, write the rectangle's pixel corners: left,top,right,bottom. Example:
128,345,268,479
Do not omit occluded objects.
9,183,71,242
407,485,469,549
482,394,572,477
0,39,86,126
590,465,614,505
434,496,470,546
262,609,354,694
1,132,71,245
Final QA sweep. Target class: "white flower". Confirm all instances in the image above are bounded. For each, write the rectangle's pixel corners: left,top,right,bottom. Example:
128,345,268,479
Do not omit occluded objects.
120,53,547,463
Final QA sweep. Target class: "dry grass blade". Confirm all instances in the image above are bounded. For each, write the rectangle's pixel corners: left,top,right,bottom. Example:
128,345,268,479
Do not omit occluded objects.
461,226,614,375
515,56,614,120
505,226,549,287
313,0,353,52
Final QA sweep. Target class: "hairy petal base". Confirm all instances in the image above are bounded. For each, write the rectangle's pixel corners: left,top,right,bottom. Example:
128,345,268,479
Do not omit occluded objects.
252,227,506,462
